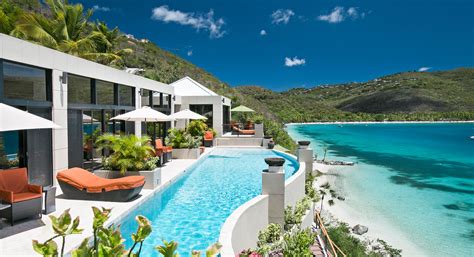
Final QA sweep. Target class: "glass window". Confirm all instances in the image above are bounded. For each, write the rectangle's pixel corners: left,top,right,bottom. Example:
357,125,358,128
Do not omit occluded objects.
190,104,213,128
141,89,151,107
68,74,91,104
96,80,114,105
0,131,20,169
163,94,170,108
3,61,47,101
119,85,133,106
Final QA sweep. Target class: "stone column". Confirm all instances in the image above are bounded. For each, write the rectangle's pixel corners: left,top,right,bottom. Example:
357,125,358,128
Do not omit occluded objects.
134,87,142,137
262,157,285,227
297,141,313,176
51,70,68,186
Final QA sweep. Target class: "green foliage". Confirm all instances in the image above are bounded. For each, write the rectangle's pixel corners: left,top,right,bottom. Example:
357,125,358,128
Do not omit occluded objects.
257,223,282,247
284,196,312,230
326,223,371,257
305,172,319,202
155,241,179,257
33,209,83,257
166,128,202,149
263,118,297,152
6,0,131,66
282,229,315,257
96,134,156,174
187,120,208,137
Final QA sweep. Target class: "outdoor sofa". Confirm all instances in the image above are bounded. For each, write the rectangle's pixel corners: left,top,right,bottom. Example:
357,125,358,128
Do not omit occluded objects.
0,168,43,225
57,168,145,202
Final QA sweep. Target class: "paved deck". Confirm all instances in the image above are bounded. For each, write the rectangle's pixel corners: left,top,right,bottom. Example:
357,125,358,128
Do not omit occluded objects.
0,149,212,257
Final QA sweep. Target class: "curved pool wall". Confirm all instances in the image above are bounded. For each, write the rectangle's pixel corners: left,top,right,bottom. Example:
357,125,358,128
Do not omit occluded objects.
118,148,299,256
219,150,311,256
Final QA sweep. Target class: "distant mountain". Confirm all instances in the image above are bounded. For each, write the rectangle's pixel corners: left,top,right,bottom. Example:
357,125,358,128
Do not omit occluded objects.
236,68,474,122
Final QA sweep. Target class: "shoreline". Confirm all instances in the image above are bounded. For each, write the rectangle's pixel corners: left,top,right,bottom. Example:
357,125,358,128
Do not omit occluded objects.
313,163,428,257
286,120,474,125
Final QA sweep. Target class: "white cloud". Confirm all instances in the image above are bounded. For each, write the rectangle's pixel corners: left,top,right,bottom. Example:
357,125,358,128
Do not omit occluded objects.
318,6,367,23
93,5,110,12
285,56,306,67
151,6,226,39
187,50,193,56
271,9,295,24
418,67,431,72
260,29,267,36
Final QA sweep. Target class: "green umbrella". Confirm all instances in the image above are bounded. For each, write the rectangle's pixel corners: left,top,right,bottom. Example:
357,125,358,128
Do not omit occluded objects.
231,105,255,112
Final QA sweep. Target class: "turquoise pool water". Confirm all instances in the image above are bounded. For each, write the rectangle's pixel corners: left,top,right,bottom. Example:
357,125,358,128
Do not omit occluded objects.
287,123,474,257
119,148,299,256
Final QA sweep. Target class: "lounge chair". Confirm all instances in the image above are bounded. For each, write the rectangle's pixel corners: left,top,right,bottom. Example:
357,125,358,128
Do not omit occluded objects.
203,131,214,147
155,139,172,163
0,168,43,225
57,168,145,202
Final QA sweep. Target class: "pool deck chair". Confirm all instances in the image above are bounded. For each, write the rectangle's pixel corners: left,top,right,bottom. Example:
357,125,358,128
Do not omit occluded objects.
203,131,214,147
155,139,172,163
57,168,145,202
0,168,43,225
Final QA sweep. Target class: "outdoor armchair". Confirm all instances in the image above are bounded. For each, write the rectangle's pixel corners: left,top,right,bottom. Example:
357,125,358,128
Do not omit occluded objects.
0,168,43,225
203,131,214,147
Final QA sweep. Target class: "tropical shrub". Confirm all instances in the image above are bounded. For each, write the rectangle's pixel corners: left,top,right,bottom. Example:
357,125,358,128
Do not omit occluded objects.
32,207,222,257
166,128,202,149
187,120,208,137
96,134,156,174
284,196,312,230
282,229,315,256
257,223,282,247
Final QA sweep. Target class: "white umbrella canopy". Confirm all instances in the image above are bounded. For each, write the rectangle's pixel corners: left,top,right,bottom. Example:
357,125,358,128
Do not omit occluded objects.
169,109,207,120
0,103,60,132
111,106,174,122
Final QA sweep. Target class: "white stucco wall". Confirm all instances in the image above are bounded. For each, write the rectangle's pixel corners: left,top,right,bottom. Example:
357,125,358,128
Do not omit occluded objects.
219,195,269,257
284,162,306,208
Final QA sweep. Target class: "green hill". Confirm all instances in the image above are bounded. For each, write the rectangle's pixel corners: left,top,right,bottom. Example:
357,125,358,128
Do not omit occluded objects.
236,68,474,123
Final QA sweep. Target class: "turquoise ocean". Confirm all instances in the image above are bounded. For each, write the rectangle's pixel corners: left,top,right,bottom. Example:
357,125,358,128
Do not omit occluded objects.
287,123,474,257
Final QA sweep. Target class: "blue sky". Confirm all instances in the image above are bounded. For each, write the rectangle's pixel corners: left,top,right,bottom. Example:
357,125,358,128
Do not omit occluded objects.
77,0,474,91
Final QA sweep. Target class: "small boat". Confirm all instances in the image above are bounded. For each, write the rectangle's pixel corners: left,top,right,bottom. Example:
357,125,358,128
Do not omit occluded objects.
471,136,474,140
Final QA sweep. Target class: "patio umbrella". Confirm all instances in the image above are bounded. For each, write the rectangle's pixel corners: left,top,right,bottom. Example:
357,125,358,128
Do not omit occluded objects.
82,114,97,123
231,105,255,112
111,106,174,139
111,106,174,122
0,103,60,132
169,109,207,130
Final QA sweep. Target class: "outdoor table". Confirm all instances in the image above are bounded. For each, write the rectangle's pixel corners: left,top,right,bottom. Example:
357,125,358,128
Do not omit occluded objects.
42,186,56,214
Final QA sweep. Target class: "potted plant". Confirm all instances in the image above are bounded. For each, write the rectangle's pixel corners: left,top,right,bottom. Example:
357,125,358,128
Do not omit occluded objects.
166,128,202,159
93,134,161,189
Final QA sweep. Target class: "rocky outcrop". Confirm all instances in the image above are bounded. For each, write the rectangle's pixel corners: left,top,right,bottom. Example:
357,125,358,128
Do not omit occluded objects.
352,224,369,235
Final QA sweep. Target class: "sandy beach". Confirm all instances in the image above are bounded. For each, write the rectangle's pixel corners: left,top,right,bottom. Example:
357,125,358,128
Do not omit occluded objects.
313,162,428,256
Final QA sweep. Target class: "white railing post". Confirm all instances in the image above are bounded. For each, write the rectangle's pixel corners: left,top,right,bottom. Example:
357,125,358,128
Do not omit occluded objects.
297,141,313,176
261,157,286,227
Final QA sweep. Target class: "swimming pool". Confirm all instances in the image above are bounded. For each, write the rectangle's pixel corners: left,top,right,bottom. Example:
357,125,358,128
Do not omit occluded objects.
119,148,299,256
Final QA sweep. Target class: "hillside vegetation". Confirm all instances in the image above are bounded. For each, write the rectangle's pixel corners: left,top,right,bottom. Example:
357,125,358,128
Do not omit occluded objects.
237,68,474,123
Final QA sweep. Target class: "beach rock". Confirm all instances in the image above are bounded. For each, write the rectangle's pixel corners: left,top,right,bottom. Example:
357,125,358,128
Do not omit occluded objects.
352,224,369,235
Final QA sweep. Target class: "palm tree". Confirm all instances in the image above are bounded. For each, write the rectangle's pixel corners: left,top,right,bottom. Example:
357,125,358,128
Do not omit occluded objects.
10,0,128,65
89,21,133,67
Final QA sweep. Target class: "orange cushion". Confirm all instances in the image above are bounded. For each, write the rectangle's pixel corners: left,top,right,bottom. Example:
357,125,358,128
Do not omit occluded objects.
13,192,42,203
57,168,145,193
240,129,255,135
0,168,29,193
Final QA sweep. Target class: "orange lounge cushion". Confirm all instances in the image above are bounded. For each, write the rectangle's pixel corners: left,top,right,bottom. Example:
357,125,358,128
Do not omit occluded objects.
57,168,145,193
240,129,255,135
13,192,42,203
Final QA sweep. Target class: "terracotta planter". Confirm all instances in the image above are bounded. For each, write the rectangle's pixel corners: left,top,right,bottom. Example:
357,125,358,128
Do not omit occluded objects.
94,168,161,190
